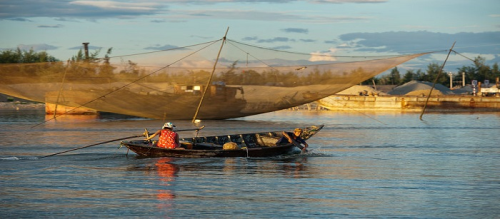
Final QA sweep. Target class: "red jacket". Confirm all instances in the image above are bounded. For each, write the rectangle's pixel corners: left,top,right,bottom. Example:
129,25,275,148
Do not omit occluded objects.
157,129,179,149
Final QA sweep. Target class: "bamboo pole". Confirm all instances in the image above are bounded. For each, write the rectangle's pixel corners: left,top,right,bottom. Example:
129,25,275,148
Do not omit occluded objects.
420,41,456,121
53,61,70,118
40,126,205,158
192,27,230,123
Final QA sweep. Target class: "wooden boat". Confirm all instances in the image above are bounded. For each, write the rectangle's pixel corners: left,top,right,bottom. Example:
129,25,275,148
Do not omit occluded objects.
120,125,324,158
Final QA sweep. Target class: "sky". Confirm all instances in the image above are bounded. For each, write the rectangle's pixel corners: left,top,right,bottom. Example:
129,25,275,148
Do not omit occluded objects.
1,0,499,75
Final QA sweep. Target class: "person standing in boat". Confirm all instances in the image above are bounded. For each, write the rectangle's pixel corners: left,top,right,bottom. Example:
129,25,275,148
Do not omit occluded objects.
276,128,309,153
145,122,180,149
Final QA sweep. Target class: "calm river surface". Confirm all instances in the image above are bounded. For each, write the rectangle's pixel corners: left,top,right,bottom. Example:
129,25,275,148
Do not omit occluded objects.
1,110,499,218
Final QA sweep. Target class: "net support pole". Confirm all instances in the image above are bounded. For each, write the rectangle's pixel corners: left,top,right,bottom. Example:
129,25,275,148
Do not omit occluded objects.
192,27,229,123
419,41,456,121
53,60,70,118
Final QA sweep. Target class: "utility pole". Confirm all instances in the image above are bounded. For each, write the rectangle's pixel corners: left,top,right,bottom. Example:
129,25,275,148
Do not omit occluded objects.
462,72,465,87
448,72,453,89
82,42,90,61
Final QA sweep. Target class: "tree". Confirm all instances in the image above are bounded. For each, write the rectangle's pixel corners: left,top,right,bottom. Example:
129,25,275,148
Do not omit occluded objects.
389,67,401,85
218,60,240,84
70,47,112,63
423,62,447,84
456,56,499,85
0,48,58,63
402,69,415,84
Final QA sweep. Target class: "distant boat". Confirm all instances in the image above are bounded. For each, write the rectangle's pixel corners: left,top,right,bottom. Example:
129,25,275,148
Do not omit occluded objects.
120,125,324,158
0,38,431,120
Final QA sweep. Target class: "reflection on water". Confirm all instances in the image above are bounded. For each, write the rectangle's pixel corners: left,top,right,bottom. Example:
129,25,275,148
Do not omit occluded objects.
1,110,500,218
280,157,308,178
155,158,178,212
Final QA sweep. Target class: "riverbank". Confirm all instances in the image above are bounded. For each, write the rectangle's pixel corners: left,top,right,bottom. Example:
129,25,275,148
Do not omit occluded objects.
2,93,500,113
318,95,500,112
0,102,45,111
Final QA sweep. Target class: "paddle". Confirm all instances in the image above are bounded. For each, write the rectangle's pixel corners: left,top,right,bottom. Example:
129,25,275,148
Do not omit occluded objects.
290,139,307,152
282,131,308,153
41,126,205,158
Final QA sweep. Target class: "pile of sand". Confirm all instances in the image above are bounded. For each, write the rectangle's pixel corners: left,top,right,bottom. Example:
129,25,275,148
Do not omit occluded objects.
452,85,472,94
405,89,444,96
388,80,453,96
337,85,387,96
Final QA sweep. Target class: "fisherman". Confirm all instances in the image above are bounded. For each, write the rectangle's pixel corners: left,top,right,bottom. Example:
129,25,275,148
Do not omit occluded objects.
145,122,180,149
276,128,309,153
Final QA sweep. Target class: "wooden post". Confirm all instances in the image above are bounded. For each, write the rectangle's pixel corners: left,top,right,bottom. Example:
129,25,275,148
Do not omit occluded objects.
83,42,90,61
420,42,456,121
192,27,230,123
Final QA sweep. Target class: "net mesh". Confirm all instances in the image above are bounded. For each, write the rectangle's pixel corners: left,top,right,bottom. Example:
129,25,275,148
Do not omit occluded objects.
0,38,429,120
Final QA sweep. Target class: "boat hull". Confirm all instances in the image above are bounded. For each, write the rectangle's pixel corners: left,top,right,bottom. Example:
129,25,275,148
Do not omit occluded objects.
121,142,297,158
121,125,323,158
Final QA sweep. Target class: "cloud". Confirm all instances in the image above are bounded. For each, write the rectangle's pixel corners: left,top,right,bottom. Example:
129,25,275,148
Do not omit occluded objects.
190,13,211,17
175,9,369,23
153,0,295,3
54,18,80,22
151,19,166,23
6,17,33,22
243,36,314,44
257,37,294,43
242,37,258,41
272,45,293,50
68,45,104,50
17,44,59,51
299,39,316,43
282,28,308,34
0,0,370,24
325,39,339,44
339,31,500,54
0,0,166,19
311,0,386,3
38,24,64,28
130,0,385,3
144,44,189,50
69,1,163,12
309,48,337,62
190,35,213,40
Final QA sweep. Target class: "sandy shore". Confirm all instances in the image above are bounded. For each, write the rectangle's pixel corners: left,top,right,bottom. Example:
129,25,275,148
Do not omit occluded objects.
0,102,45,111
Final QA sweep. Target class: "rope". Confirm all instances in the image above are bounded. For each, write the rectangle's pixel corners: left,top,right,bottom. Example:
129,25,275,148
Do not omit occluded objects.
451,49,477,63
228,39,446,59
226,39,424,58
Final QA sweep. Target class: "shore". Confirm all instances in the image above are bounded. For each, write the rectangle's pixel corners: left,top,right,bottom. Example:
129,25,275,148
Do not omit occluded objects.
0,102,45,111
2,94,499,113
318,94,500,112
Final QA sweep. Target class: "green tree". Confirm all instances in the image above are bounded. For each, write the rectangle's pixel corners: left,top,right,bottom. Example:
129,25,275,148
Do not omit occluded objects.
0,48,58,63
456,56,499,85
423,62,448,84
389,67,401,85
70,47,112,63
361,77,379,86
401,69,415,84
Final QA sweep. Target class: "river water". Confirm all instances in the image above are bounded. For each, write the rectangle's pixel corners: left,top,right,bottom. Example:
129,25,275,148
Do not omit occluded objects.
0,110,499,218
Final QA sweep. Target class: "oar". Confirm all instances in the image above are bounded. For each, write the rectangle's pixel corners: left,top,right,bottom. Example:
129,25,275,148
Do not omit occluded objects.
41,126,205,158
286,135,309,153
290,139,306,151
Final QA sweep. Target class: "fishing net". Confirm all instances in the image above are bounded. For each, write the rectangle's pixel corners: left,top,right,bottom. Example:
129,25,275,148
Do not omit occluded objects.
0,38,430,120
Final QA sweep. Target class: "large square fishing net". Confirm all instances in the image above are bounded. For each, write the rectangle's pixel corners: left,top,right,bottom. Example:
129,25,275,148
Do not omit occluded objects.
0,38,429,120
